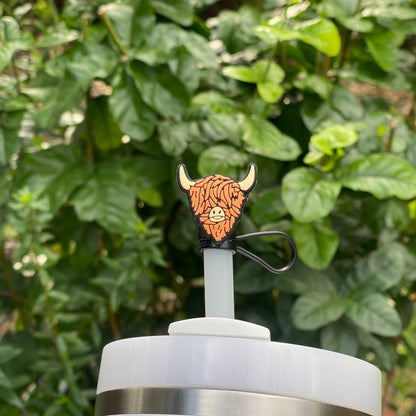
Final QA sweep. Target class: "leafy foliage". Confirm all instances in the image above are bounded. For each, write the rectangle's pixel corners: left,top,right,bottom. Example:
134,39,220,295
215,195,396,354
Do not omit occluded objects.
1,0,416,414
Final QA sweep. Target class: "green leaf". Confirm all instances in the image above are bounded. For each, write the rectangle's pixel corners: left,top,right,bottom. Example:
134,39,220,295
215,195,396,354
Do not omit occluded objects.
276,261,337,295
363,199,410,232
197,145,249,177
42,41,117,80
150,0,193,26
32,72,85,128
222,65,259,83
0,43,14,71
137,188,163,207
13,145,93,213
364,27,404,72
73,161,137,233
253,60,285,84
192,92,240,115
0,17,20,42
67,42,118,81
235,257,276,294
123,155,170,191
282,168,341,222
134,23,216,68
298,18,341,57
360,5,416,21
335,154,416,200
130,0,156,48
338,16,373,33
291,291,346,330
100,2,133,50
301,96,344,132
250,187,287,224
318,0,373,32
158,121,189,156
346,293,402,337
294,74,333,100
0,127,20,166
223,60,284,87
128,60,189,119
109,69,156,142
239,115,301,161
101,1,154,49
321,322,359,356
346,243,406,293
311,125,358,155
36,26,79,47
253,23,301,45
291,219,339,270
88,96,123,151
170,53,200,93
358,330,397,371
330,85,363,120
207,113,241,145
0,345,22,365
0,386,23,410
32,43,117,127
257,81,284,103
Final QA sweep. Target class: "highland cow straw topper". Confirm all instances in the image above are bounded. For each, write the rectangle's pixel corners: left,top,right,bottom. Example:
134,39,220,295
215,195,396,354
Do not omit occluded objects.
177,164,257,246
178,163,297,276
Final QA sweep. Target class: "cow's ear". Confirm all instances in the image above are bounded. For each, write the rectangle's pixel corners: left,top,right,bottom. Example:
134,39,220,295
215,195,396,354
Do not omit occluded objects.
238,163,257,192
177,164,195,192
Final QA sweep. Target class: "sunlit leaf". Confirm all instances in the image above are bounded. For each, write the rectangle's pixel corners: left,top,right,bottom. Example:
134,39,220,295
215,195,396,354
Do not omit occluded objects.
197,145,249,177
150,0,193,26
13,145,93,213
291,218,339,270
109,68,156,142
128,60,189,119
292,291,346,330
73,161,137,233
282,168,341,222
239,115,301,161
336,154,416,199
298,18,341,56
347,293,402,337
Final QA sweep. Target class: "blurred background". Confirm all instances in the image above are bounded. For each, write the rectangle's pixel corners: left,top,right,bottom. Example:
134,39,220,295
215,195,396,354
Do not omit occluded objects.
0,0,416,415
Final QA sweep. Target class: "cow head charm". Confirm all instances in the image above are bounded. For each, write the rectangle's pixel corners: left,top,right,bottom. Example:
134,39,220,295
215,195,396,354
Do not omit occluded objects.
178,164,257,246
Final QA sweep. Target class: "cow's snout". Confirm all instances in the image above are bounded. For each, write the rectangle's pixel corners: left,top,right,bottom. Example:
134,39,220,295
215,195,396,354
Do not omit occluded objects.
209,206,225,222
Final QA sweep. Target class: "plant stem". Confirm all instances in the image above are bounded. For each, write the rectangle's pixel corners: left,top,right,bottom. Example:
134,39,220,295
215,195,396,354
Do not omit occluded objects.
98,7,128,57
81,13,89,42
339,28,351,69
385,119,398,153
320,54,331,78
106,298,122,340
45,0,60,25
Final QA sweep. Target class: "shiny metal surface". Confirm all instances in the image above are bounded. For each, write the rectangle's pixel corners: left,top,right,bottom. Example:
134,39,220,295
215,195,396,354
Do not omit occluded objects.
94,387,370,416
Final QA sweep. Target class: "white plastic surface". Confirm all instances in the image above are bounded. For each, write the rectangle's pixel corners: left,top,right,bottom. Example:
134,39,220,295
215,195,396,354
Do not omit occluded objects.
96,335,381,416
168,317,270,341
203,249,234,318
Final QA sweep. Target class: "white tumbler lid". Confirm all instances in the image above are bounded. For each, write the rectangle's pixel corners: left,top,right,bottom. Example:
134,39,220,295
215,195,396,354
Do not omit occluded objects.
96,319,381,416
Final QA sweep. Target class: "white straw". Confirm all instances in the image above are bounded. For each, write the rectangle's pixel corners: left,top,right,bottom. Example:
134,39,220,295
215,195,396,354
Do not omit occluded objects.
203,249,234,319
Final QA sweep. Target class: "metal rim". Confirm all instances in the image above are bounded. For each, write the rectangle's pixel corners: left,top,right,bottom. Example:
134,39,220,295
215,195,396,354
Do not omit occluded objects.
94,387,371,416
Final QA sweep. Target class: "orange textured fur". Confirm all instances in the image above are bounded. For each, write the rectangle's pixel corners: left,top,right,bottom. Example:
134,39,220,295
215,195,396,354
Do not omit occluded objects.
189,174,246,243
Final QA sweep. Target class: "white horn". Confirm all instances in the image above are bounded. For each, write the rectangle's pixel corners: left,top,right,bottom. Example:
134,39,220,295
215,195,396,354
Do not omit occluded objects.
238,163,257,192
177,164,195,191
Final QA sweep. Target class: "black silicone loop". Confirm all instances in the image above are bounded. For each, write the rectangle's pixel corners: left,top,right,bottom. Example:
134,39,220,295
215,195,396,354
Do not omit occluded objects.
235,231,297,274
